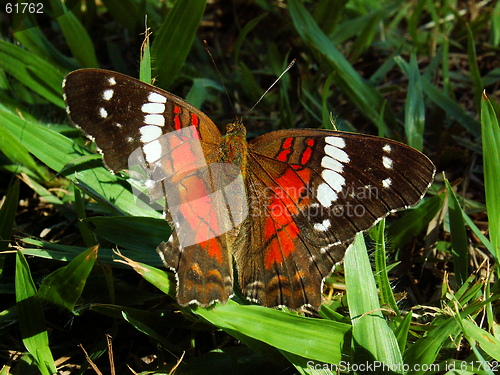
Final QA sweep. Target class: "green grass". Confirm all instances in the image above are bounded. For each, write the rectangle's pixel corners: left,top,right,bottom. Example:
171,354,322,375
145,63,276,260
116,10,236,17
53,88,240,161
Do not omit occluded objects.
1,0,500,374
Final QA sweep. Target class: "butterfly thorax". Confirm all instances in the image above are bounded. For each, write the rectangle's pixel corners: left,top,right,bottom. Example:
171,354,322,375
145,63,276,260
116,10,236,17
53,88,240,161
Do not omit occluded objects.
221,121,248,176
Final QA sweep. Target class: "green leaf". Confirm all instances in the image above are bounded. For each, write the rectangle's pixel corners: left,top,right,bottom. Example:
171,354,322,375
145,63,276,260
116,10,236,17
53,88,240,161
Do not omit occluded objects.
83,216,171,253
119,255,177,300
0,178,19,274
467,25,484,113
0,179,19,253
127,257,350,364
492,0,500,46
405,52,425,151
313,0,348,36
345,234,403,368
387,193,444,250
15,251,57,375
481,93,500,263
0,41,65,107
197,304,350,365
445,178,470,286
151,0,207,88
74,187,98,247
404,315,462,375
289,0,393,131
396,56,481,138
139,27,152,84
462,319,500,362
372,219,399,316
100,0,142,33
0,111,160,218
37,246,98,312
50,0,99,68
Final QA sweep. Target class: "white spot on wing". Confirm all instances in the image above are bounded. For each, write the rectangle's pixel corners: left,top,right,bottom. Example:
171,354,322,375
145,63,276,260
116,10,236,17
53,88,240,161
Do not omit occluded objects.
148,92,167,103
108,77,116,85
383,144,391,153
325,144,349,163
99,107,108,118
140,125,162,143
317,182,338,207
314,219,331,232
325,136,346,149
321,155,343,173
103,89,114,100
383,156,393,169
115,123,123,128
143,139,163,162
142,102,165,114
382,178,392,188
322,169,345,192
145,114,165,126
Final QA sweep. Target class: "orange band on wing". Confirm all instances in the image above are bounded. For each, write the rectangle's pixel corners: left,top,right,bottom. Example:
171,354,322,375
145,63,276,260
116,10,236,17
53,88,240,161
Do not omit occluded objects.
263,167,311,268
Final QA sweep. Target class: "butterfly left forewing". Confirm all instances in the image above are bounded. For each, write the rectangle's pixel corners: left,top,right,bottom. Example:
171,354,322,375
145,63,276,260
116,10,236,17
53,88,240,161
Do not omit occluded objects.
63,69,222,171
63,69,235,307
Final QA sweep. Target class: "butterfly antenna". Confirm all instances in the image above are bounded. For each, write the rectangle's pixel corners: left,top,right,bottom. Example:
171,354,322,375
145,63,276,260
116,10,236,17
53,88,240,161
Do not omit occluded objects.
242,59,296,121
203,40,237,119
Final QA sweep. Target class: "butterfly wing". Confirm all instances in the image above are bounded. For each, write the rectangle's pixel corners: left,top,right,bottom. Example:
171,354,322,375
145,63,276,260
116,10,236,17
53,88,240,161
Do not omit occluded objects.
63,69,234,307
63,69,222,170
235,129,435,309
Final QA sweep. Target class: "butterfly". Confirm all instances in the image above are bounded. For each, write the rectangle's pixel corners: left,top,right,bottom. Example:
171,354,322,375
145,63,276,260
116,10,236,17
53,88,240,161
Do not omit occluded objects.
63,68,435,310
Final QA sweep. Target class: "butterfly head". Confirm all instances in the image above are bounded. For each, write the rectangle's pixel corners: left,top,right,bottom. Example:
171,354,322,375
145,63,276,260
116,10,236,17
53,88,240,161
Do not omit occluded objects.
225,120,246,137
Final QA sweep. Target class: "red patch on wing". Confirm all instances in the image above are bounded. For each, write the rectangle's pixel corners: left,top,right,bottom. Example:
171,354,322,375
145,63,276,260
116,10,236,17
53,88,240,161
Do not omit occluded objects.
200,238,223,264
191,113,199,126
177,174,223,264
277,137,293,162
173,105,182,130
263,167,311,268
300,139,314,165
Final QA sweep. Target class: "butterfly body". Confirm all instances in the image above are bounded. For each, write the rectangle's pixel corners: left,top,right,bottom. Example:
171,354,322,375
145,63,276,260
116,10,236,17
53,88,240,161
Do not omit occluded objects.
220,121,249,174
63,68,435,310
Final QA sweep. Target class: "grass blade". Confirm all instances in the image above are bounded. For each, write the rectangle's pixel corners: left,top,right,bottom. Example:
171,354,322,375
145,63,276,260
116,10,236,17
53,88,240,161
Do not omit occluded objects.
123,255,350,364
396,55,481,138
151,0,207,88
15,251,57,375
445,178,470,286
0,41,65,107
197,304,350,365
387,193,444,250
0,178,19,275
50,0,99,68
405,52,425,151
289,0,393,131
345,234,403,368
481,92,500,263
372,219,399,316
0,111,159,218
467,25,484,113
37,246,98,312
